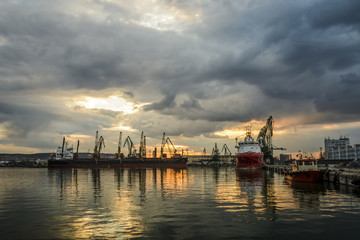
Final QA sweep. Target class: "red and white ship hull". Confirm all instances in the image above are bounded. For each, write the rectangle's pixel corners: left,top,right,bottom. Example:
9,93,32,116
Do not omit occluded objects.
236,152,264,168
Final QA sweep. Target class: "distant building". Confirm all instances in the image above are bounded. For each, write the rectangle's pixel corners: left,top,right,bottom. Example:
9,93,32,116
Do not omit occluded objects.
279,154,290,162
274,154,291,165
324,137,360,160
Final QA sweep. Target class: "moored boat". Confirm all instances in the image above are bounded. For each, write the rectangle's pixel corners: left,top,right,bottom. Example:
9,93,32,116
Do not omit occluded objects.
284,154,322,182
235,127,264,168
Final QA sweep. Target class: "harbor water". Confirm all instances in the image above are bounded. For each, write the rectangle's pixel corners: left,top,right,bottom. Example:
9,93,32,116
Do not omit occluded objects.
0,167,359,239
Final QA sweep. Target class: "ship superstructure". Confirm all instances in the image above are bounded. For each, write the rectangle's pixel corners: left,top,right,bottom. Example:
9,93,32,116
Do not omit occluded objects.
235,126,264,168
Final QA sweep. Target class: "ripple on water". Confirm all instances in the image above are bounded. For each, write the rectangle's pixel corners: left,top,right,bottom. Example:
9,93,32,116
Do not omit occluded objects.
0,168,360,239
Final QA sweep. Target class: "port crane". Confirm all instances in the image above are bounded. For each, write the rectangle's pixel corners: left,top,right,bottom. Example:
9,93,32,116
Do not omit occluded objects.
93,131,105,159
98,136,105,155
123,136,137,158
116,132,122,159
61,137,66,158
160,132,178,158
257,116,286,163
74,140,80,159
221,144,232,156
139,132,146,159
211,143,220,160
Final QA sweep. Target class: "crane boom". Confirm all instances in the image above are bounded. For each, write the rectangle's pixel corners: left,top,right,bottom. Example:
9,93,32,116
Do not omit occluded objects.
93,131,99,155
117,132,122,159
160,132,166,159
257,116,285,164
139,132,146,159
93,131,105,160
123,136,136,157
165,137,178,157
212,143,220,156
98,136,105,155
143,136,146,158
221,144,232,155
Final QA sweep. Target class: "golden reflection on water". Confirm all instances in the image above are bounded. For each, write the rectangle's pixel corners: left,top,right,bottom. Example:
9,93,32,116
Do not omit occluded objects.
43,167,360,239
2,168,360,239
49,168,190,239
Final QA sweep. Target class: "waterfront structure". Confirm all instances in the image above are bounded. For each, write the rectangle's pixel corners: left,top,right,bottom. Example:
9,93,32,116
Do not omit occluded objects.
324,137,360,160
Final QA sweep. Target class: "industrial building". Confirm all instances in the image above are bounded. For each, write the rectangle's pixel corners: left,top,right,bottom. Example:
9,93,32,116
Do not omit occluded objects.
324,137,360,160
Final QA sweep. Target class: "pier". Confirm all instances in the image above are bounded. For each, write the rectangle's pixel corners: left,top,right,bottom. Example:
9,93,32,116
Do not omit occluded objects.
187,155,235,166
264,164,360,188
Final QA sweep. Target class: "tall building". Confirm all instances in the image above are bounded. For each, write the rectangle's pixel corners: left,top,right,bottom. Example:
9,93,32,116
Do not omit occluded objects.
324,137,360,160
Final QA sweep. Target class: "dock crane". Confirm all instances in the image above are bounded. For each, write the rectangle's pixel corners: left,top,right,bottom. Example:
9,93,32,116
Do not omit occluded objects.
74,140,80,159
257,116,286,164
221,144,232,156
93,131,105,160
160,132,166,158
116,132,122,159
166,137,178,157
93,131,99,158
98,136,105,155
160,132,179,158
61,137,65,158
211,143,220,160
123,136,136,158
139,132,146,159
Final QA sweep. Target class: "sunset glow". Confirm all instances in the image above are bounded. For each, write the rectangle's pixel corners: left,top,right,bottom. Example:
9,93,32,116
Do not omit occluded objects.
214,129,247,139
76,96,144,114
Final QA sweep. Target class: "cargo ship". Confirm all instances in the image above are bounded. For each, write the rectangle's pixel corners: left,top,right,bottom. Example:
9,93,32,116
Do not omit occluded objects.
48,157,188,169
235,127,264,168
48,132,188,169
284,154,322,182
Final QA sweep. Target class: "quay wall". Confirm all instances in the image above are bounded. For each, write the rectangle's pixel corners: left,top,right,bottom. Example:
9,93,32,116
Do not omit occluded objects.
187,155,235,165
264,164,360,188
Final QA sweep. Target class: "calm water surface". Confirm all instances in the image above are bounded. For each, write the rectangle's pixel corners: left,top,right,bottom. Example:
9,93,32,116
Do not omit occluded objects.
0,167,359,239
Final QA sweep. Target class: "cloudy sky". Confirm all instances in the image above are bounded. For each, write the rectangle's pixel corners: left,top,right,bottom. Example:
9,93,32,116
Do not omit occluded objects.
1,0,360,156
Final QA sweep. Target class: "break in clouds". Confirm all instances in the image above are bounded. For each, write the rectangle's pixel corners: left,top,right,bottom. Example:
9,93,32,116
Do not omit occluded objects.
0,0,360,152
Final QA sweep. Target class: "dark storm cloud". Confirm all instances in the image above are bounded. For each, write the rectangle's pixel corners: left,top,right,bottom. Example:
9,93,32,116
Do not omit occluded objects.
179,0,360,123
144,94,176,111
0,101,56,138
315,73,360,115
180,98,202,110
1,0,360,152
307,0,360,29
0,5,186,92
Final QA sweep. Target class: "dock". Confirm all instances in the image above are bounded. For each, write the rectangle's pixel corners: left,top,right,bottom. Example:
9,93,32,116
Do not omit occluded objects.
264,164,360,188
187,155,235,166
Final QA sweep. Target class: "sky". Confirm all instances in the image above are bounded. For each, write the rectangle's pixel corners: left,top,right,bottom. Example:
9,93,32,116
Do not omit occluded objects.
0,0,360,157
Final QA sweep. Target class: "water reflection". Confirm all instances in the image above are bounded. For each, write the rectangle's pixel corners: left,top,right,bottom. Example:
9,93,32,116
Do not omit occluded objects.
284,180,323,209
47,168,190,239
4,167,354,239
91,169,101,201
235,169,277,221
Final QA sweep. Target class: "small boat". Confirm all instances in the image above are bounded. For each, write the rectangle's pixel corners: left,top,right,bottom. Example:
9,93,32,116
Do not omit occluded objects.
284,153,322,182
235,126,264,168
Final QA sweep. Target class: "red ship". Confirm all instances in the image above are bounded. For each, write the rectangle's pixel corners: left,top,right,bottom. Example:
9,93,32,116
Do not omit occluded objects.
235,127,264,168
284,153,322,182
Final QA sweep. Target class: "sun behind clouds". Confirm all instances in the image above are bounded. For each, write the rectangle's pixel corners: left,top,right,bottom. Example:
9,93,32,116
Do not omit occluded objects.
76,96,145,114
